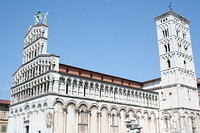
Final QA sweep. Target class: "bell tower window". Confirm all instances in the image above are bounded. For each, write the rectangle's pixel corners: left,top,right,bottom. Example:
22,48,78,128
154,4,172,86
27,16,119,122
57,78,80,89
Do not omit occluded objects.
183,33,186,39
164,43,170,53
164,45,168,53
167,43,170,52
184,60,186,69
162,28,169,38
166,28,169,36
167,60,171,68
176,29,180,37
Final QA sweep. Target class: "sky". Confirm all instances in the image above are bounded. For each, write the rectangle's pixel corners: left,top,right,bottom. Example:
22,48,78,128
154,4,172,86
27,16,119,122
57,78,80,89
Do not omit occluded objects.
0,0,200,100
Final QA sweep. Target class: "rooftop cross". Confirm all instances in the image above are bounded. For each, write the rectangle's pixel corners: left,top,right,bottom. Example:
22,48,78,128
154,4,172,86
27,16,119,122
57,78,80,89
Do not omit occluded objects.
169,1,173,11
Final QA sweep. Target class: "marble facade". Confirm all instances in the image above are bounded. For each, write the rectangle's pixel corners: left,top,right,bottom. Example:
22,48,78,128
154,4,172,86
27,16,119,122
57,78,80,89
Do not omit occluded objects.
7,11,200,133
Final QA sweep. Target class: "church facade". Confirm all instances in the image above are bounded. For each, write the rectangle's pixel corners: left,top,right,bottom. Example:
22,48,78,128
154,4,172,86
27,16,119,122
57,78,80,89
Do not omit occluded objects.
7,10,200,133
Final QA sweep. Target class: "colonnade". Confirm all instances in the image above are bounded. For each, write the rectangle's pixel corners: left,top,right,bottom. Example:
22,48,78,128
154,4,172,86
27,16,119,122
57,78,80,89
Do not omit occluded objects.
161,111,200,133
23,43,45,63
12,73,54,104
13,56,56,86
59,77,158,108
24,27,46,47
53,101,158,133
13,81,50,101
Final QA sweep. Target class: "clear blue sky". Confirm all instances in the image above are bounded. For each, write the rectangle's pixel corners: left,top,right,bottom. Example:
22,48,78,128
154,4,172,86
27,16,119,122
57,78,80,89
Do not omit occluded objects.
0,0,200,100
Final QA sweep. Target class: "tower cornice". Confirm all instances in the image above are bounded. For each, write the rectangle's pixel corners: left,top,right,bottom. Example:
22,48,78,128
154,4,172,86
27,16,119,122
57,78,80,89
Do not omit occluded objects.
23,37,47,50
155,11,190,24
24,24,48,38
12,54,59,76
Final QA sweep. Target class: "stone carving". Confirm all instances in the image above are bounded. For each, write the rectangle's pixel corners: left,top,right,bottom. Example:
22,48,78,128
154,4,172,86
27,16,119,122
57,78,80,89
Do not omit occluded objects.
171,116,179,133
34,11,48,25
43,12,48,25
46,112,53,128
125,117,142,133
34,11,42,24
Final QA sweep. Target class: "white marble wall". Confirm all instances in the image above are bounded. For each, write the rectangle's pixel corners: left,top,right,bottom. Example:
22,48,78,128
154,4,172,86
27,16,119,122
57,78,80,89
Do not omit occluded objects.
8,95,159,133
159,109,200,133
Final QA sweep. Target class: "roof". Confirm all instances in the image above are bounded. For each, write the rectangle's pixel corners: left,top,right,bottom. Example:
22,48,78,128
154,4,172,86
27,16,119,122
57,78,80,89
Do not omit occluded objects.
59,63,200,90
142,78,161,84
59,63,143,89
155,11,190,24
0,100,10,105
197,78,200,85
24,23,48,38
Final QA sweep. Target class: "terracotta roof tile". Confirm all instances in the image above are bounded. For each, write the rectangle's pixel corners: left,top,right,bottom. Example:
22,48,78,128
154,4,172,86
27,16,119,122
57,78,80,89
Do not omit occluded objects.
197,78,200,84
0,100,10,105
59,63,143,89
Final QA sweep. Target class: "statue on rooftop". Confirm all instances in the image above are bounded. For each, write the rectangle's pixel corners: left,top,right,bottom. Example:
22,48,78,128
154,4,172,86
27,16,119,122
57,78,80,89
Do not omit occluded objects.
34,11,48,25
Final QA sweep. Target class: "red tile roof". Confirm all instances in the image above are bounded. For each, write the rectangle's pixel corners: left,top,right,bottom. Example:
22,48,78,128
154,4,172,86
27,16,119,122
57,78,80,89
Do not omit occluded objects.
59,63,200,89
59,63,142,89
142,78,161,84
197,78,200,85
0,100,10,105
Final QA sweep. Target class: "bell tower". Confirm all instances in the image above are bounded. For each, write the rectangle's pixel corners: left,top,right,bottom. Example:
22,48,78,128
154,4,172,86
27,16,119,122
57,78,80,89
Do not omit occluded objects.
155,11,199,110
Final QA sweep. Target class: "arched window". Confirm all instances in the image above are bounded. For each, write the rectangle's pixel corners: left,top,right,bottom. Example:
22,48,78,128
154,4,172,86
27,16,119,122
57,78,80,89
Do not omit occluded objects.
191,117,196,133
111,114,115,126
165,30,168,37
41,45,44,54
184,60,186,69
164,45,168,53
66,82,68,94
39,65,41,74
166,28,169,36
167,43,170,52
167,60,171,68
29,52,31,59
78,109,88,133
111,114,118,126
162,30,165,38
164,117,169,129
34,50,37,57
164,30,167,37
163,28,169,38
161,92,166,100
183,33,186,39
176,29,180,37
178,43,181,52
110,112,118,133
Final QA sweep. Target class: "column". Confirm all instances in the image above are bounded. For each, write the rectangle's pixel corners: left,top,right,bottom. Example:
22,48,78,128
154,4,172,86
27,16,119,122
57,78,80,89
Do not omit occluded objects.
97,112,101,133
180,116,186,133
49,80,53,92
108,113,111,133
75,108,79,133
88,110,91,133
76,79,79,96
63,108,67,133
70,79,74,95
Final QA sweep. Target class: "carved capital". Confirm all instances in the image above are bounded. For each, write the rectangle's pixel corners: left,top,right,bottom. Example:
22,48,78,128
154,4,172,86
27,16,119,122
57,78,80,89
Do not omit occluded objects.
97,112,102,117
